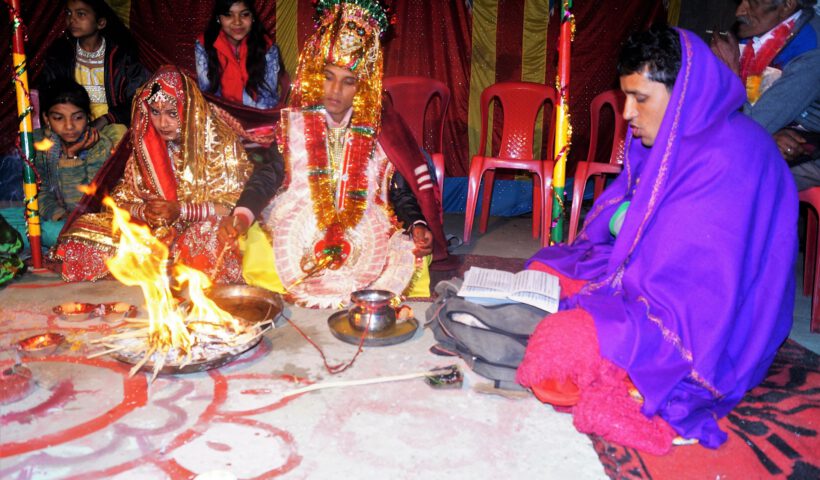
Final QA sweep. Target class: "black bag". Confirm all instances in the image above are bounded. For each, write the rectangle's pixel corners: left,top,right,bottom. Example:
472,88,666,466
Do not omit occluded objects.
424,278,548,390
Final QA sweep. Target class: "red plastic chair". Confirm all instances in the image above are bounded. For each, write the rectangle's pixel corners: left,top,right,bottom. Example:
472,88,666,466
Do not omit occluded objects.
383,76,450,210
568,89,627,243
798,187,820,333
463,82,557,247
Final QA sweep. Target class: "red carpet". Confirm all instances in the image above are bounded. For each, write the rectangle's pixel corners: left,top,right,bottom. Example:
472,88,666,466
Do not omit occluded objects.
591,340,820,479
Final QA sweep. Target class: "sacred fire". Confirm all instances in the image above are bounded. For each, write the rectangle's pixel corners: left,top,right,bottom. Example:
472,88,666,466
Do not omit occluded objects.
89,196,268,381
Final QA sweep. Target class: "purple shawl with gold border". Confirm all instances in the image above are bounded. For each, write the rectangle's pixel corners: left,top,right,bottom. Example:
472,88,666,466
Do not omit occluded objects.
528,29,798,447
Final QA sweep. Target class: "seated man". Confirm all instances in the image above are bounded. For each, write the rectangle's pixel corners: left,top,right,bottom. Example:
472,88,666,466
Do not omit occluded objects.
516,27,797,453
711,0,820,189
218,0,448,308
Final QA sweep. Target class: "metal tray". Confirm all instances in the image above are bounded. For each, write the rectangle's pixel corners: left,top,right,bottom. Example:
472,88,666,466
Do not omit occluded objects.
111,333,263,375
328,310,419,347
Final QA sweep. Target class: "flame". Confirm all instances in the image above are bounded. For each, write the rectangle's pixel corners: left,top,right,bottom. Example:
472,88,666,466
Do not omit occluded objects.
102,197,234,359
175,264,241,334
78,183,98,196
34,137,54,152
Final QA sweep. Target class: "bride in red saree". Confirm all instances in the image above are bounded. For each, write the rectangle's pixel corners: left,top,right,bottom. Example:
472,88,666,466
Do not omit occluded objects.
54,66,256,282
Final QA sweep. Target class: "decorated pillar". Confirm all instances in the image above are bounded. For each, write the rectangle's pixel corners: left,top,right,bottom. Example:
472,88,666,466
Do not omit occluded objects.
7,0,43,268
550,0,574,244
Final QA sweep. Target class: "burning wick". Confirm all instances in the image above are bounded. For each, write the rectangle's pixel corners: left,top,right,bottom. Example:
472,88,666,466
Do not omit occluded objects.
33,137,54,152
17,333,65,353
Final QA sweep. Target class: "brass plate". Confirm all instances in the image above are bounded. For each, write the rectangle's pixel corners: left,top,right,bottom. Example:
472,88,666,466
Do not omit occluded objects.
328,310,419,347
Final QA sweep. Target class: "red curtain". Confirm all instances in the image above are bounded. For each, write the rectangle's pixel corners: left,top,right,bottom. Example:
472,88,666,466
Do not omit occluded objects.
2,0,665,177
383,0,473,177
1,1,65,156
559,1,666,167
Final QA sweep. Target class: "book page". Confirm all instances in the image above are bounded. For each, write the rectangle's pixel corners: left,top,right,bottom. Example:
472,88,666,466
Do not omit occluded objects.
508,290,558,313
509,270,560,313
511,270,559,299
457,267,514,299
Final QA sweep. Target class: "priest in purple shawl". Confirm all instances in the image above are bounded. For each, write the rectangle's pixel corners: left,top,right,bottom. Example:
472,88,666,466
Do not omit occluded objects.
516,26,798,453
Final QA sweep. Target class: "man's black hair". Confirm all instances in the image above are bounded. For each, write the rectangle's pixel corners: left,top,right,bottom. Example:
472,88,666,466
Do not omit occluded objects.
40,79,91,118
617,26,681,91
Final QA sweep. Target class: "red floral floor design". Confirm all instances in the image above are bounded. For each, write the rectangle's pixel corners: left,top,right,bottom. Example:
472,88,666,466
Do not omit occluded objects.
0,339,304,479
591,340,820,479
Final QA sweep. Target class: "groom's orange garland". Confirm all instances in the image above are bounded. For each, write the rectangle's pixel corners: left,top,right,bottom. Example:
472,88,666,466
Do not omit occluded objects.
303,109,376,268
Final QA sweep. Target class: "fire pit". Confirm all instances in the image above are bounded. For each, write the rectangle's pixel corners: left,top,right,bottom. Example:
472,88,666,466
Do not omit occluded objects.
87,197,277,380
108,319,267,375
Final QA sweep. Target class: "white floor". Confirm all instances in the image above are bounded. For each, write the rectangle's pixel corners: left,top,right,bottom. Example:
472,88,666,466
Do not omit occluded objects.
0,212,815,480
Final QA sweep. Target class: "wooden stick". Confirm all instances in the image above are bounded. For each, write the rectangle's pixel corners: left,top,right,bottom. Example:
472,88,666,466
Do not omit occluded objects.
150,349,167,383
209,239,232,279
87,345,126,359
244,325,270,344
89,328,149,343
129,346,157,377
281,369,448,399
123,318,149,324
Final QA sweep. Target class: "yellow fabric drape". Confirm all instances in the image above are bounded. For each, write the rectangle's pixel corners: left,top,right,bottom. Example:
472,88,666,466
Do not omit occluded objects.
667,0,681,26
106,0,131,27
241,223,285,293
276,0,299,81
468,0,499,158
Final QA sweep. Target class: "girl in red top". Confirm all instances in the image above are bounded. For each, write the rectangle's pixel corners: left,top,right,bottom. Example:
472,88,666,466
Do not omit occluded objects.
195,0,281,109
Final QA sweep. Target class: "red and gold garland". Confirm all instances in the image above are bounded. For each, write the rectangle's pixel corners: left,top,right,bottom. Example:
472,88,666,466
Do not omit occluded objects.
303,110,377,269
739,20,795,104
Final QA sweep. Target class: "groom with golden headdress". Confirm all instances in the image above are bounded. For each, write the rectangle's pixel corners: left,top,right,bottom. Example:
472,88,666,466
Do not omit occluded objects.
219,0,450,308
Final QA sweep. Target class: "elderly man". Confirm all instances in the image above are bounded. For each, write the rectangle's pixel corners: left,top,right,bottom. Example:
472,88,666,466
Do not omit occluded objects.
218,0,448,307
711,0,820,189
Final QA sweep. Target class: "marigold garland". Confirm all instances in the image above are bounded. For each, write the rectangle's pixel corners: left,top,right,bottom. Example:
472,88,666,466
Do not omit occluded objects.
303,110,375,263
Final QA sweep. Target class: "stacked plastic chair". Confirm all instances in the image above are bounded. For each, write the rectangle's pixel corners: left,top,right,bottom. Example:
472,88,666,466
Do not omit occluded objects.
798,187,820,332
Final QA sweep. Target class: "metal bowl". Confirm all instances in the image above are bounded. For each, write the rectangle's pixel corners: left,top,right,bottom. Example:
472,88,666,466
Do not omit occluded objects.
205,285,284,327
348,289,396,332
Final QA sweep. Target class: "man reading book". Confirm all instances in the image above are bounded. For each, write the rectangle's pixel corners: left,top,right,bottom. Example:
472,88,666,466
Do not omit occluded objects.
515,27,797,454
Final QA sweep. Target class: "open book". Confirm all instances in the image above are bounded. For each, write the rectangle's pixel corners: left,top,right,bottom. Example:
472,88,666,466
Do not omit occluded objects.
457,267,560,313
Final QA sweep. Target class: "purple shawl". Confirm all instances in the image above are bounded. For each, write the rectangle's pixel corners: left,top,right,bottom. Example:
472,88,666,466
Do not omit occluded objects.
528,29,797,447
